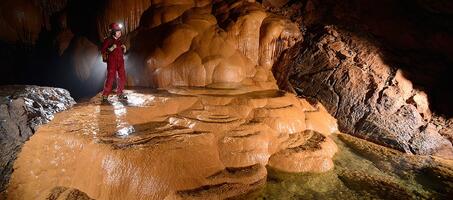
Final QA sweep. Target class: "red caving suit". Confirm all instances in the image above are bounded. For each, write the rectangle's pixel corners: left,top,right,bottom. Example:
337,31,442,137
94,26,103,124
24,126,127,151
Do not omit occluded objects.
101,36,126,96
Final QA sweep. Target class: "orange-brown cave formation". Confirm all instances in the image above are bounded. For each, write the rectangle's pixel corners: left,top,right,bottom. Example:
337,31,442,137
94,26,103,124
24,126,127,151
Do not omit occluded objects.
2,0,453,199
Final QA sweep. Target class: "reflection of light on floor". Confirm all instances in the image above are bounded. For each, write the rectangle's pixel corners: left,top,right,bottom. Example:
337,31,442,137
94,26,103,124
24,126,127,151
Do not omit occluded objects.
92,106,100,136
125,92,155,106
111,100,135,137
112,101,126,116
116,126,135,137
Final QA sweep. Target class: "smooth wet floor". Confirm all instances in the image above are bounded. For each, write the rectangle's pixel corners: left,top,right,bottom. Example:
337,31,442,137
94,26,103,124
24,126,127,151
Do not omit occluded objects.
7,88,339,199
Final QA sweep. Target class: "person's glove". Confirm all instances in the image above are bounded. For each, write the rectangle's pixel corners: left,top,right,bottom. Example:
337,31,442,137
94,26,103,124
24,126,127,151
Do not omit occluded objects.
102,52,108,63
121,44,126,53
108,44,117,52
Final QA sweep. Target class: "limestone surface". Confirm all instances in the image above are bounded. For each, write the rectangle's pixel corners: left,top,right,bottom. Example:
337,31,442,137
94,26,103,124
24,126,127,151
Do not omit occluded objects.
127,0,301,90
5,1,339,199
7,88,338,199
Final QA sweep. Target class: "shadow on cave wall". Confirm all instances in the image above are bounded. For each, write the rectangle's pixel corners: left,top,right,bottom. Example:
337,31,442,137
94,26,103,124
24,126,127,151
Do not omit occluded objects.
0,0,110,99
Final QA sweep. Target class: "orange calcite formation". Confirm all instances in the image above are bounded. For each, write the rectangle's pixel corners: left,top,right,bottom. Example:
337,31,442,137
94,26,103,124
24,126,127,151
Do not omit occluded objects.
128,0,301,90
8,89,338,199
7,1,338,199
141,0,211,28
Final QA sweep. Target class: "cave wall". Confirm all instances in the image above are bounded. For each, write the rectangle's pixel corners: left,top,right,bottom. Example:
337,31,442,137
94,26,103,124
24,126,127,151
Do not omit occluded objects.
267,0,453,157
265,0,453,117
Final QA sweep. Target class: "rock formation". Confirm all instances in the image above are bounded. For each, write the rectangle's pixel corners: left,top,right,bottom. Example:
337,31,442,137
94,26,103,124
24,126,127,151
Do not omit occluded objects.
8,88,338,199
264,0,453,158
273,25,453,159
96,0,151,39
127,0,301,90
4,0,453,198
0,85,75,194
39,187,94,200
6,1,340,199
261,132,453,199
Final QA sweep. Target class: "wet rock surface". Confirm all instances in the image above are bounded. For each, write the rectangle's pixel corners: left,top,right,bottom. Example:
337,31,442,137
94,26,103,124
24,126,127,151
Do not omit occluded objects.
3,0,453,199
7,88,338,199
0,85,75,193
274,25,453,159
40,186,94,200
260,133,453,199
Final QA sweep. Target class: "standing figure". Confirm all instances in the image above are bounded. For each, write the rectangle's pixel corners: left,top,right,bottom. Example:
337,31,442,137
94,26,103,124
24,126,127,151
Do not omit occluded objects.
100,23,127,102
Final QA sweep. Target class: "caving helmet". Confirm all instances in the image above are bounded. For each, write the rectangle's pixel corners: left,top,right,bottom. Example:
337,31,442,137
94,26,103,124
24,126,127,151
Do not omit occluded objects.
109,23,123,31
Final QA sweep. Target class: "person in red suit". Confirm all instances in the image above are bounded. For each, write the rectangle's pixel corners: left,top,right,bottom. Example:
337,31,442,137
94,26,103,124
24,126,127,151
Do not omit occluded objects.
100,23,127,102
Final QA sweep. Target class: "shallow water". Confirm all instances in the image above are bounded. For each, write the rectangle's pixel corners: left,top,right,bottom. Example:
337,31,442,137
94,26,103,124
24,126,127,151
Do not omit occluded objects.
256,133,453,200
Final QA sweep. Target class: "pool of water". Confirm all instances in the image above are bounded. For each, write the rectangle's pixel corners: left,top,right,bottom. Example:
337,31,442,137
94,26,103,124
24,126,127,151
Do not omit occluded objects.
255,133,453,199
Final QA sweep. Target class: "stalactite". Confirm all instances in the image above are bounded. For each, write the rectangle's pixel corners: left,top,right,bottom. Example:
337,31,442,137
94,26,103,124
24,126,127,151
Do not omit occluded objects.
96,0,152,40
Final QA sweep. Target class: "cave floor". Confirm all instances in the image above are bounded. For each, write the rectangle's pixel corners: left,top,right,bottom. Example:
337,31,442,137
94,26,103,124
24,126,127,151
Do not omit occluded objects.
7,87,338,199
6,87,453,200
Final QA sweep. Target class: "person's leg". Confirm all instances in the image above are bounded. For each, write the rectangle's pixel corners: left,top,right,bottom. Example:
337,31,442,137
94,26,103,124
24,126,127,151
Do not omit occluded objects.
117,60,126,96
102,61,116,97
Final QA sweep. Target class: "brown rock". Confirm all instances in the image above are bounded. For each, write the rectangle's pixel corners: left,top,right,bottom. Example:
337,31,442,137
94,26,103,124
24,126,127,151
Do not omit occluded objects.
39,187,94,200
266,0,453,117
274,25,453,158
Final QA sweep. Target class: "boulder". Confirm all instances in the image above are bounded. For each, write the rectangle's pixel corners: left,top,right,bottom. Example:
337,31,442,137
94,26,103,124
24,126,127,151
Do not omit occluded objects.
0,85,75,193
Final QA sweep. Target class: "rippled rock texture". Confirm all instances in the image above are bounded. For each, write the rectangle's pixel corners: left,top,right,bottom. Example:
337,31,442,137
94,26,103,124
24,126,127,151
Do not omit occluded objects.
274,25,453,159
7,88,338,199
0,85,75,193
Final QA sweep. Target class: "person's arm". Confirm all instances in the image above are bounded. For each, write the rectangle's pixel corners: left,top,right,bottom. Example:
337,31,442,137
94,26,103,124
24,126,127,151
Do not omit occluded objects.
101,38,111,55
101,38,112,62
121,44,126,53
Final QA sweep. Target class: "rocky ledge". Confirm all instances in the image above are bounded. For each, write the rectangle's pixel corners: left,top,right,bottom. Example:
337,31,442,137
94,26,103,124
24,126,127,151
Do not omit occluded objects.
0,85,75,194
7,88,338,199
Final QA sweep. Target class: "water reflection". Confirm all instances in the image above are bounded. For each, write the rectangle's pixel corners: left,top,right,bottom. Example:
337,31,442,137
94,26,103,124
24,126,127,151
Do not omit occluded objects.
97,97,136,138
255,133,453,199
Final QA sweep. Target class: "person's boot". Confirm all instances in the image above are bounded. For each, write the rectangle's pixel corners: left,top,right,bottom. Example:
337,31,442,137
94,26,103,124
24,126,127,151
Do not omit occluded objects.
118,94,128,101
101,95,109,104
